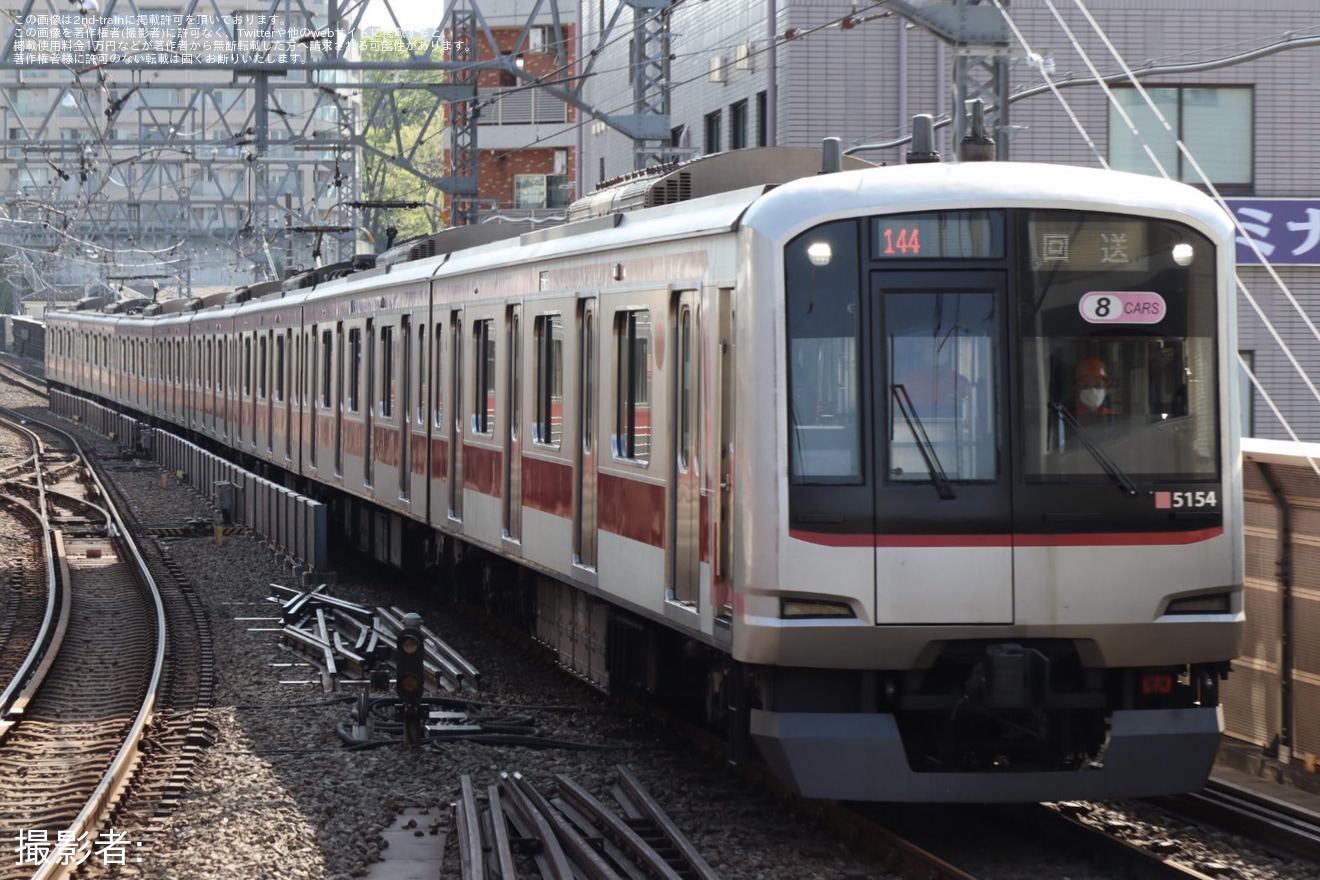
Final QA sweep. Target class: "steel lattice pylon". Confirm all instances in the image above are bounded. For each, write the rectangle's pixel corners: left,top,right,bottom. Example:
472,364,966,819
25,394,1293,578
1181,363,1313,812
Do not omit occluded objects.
0,0,671,303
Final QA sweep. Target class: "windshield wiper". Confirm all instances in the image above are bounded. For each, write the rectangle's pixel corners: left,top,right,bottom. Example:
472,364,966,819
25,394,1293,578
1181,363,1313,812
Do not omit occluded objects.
1051,403,1139,496
892,384,956,500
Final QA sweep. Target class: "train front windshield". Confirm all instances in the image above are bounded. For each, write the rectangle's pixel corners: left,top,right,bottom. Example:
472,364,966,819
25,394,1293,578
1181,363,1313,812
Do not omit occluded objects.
1020,211,1219,483
785,208,1221,538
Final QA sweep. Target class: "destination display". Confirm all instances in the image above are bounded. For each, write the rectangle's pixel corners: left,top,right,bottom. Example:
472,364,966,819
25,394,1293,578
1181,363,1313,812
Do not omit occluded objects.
872,211,1003,260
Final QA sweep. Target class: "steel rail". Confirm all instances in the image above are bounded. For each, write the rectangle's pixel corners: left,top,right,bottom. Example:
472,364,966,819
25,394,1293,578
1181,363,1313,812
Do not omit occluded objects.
24,418,168,880
0,414,65,740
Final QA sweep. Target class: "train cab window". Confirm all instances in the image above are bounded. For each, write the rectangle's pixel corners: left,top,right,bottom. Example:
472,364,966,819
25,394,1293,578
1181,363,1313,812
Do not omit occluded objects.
786,219,862,483
348,327,362,412
1019,211,1219,481
472,319,496,435
613,309,651,464
380,324,394,418
533,314,564,447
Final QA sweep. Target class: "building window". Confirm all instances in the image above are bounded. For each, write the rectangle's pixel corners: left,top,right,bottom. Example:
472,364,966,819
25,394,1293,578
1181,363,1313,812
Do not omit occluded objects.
730,100,748,150
704,110,722,154
513,174,571,209
614,310,651,464
756,90,768,147
1109,86,1252,191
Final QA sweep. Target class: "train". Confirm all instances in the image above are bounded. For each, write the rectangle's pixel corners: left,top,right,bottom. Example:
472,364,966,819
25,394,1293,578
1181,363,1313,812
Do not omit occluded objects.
45,140,1243,802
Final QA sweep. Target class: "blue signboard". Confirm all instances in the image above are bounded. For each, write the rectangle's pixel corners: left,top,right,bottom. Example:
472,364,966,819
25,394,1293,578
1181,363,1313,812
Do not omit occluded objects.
1226,199,1320,265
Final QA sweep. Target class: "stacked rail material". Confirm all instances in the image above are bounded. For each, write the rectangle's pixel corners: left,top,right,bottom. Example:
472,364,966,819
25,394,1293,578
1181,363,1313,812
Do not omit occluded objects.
452,765,721,880
272,584,479,693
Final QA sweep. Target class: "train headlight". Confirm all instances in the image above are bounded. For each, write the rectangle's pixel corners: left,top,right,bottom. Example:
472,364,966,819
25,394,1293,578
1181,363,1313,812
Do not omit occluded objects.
1171,243,1194,266
780,598,855,619
806,241,833,267
1164,592,1230,614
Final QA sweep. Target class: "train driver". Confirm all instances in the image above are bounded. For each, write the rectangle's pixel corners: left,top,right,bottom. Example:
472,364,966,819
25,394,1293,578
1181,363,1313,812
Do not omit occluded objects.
1071,357,1119,418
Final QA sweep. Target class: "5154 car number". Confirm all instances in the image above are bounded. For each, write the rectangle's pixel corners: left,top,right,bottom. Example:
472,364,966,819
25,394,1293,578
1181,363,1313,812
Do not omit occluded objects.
1155,490,1218,510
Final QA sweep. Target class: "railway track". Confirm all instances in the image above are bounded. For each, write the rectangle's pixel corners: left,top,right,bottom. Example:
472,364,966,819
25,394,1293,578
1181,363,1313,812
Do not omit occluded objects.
0,410,166,880
1147,778,1320,864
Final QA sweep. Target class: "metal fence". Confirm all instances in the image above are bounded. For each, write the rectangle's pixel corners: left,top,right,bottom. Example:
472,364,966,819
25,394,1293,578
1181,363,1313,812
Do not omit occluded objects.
1225,438,1320,766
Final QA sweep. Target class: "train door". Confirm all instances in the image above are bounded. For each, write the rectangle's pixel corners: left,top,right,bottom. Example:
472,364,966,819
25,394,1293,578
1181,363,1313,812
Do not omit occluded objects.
870,271,1012,624
449,310,464,520
574,298,598,569
504,304,522,541
670,291,700,605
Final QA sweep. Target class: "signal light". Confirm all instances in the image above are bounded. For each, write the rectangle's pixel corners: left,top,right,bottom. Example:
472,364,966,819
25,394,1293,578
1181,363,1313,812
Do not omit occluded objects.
395,612,426,747
1141,673,1174,695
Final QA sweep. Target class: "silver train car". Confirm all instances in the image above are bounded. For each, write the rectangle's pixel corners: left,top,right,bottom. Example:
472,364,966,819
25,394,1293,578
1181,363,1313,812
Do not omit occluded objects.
46,146,1243,801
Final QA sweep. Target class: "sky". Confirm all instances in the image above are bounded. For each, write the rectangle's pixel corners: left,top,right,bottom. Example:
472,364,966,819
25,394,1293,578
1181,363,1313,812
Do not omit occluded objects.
356,0,439,32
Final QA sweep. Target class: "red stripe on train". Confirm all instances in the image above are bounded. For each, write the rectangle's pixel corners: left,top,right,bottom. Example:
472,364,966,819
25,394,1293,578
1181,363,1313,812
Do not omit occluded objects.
463,444,502,497
522,456,574,519
598,472,665,546
789,527,1224,547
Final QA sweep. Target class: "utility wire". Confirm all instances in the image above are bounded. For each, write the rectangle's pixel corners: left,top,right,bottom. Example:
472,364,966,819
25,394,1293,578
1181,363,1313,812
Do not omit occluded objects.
1058,0,1320,453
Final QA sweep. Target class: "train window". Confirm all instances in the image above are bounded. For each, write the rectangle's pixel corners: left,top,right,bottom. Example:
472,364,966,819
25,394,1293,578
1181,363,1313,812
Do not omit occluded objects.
472,319,496,435
510,311,521,440
243,338,252,396
380,324,394,418
533,314,564,447
613,309,651,464
1019,211,1219,480
275,334,285,402
885,291,999,483
258,336,268,399
348,327,362,412
320,329,332,407
433,323,444,429
583,311,594,453
679,308,692,469
416,323,426,425
786,219,862,483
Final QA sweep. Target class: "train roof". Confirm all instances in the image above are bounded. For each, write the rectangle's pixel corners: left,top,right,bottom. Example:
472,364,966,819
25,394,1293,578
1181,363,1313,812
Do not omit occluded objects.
741,160,1236,243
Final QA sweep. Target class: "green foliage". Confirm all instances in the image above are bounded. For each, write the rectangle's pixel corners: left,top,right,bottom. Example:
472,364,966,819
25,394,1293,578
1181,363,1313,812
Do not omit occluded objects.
358,35,450,251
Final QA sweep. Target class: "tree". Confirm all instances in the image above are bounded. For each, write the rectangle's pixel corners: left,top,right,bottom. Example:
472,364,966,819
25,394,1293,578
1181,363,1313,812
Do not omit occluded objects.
357,35,450,252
